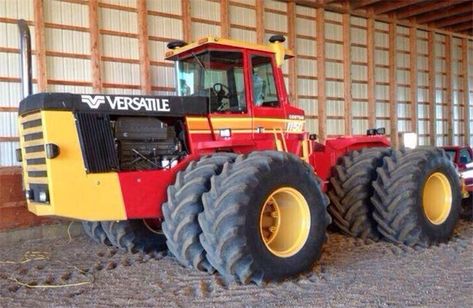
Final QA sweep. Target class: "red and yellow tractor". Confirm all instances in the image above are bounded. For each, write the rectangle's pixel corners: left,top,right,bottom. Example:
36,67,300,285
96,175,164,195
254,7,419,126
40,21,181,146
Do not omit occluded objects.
16,20,461,284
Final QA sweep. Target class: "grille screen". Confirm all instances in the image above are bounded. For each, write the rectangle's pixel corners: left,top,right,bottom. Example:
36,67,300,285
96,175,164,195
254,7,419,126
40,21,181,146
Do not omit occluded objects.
75,113,119,173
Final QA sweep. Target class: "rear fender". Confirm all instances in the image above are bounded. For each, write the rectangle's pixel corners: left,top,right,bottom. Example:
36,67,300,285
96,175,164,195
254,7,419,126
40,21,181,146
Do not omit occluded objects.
309,135,390,189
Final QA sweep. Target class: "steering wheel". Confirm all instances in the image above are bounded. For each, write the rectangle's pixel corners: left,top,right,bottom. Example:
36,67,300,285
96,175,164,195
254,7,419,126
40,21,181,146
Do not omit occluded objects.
212,83,230,98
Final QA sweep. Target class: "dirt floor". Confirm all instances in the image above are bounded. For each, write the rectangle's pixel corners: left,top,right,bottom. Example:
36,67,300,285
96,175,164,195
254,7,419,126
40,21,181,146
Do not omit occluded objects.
0,220,472,307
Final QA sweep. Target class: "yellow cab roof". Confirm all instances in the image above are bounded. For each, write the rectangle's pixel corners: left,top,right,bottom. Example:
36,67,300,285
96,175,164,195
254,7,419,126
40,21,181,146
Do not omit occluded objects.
164,36,294,66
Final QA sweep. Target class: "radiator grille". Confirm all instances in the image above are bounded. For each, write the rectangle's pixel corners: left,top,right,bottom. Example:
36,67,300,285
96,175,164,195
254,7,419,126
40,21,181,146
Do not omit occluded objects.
20,112,49,202
75,113,119,173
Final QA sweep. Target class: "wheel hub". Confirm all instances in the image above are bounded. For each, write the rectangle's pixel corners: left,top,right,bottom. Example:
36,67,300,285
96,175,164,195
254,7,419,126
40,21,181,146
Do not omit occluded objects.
422,172,452,225
259,187,311,258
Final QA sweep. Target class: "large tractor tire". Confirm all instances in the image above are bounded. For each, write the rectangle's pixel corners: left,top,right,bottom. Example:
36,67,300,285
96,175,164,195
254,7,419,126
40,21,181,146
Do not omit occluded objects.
81,221,111,246
198,151,330,284
372,148,461,247
328,148,391,240
162,153,237,272
461,194,473,221
101,220,166,253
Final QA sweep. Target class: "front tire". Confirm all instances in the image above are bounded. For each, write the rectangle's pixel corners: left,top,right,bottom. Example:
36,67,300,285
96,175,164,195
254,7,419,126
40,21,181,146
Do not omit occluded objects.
198,151,330,284
101,220,166,253
162,153,236,272
372,148,461,247
81,221,111,246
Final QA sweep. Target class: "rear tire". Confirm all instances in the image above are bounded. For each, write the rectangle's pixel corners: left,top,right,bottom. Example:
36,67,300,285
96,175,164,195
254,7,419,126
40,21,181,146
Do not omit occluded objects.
81,221,111,246
328,148,391,240
162,153,237,272
198,151,330,284
101,220,166,253
461,195,472,221
372,148,461,247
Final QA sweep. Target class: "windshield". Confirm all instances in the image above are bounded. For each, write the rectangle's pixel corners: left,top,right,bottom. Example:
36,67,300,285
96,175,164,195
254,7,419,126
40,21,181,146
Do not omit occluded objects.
176,50,246,112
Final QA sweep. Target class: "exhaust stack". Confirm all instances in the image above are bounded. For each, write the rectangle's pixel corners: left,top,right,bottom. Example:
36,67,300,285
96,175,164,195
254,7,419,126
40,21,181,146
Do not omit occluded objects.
17,19,32,99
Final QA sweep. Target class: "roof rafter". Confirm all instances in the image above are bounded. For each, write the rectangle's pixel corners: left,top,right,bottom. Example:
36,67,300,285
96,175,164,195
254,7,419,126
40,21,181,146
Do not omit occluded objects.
396,0,469,20
435,14,472,28
373,0,426,15
451,22,473,32
350,0,382,10
416,2,473,23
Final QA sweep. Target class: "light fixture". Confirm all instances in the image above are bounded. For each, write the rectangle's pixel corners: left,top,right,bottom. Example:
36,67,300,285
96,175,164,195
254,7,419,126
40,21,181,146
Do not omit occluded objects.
400,132,418,149
45,143,60,159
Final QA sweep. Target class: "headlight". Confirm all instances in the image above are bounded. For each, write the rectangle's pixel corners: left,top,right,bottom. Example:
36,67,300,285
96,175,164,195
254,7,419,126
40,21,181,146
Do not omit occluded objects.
38,191,49,203
400,132,418,149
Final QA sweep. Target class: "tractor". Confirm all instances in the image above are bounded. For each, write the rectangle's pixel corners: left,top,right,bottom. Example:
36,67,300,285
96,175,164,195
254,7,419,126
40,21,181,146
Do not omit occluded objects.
15,20,461,284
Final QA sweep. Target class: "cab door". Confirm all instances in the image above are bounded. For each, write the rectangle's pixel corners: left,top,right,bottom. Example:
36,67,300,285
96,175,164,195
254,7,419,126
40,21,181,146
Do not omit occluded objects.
248,52,287,150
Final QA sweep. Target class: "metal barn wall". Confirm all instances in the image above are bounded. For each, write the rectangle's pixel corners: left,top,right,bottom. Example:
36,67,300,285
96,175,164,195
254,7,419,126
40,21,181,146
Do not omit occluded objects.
0,0,472,167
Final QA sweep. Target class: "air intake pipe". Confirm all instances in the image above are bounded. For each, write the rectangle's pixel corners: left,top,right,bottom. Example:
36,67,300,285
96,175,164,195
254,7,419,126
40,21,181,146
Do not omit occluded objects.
17,19,32,99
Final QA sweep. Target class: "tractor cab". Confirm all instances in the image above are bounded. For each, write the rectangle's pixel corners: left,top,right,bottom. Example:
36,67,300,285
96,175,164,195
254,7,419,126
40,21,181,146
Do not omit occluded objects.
165,36,306,152
165,37,294,114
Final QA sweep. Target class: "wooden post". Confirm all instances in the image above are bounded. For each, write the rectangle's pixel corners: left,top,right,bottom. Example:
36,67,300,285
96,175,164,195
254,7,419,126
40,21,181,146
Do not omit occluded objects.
428,31,436,146
89,0,102,92
33,0,47,91
462,38,471,145
182,0,191,42
389,21,398,148
256,0,264,44
288,0,297,104
409,24,418,135
137,0,151,94
445,34,453,145
343,12,352,135
367,15,375,130
220,0,230,38
316,8,326,143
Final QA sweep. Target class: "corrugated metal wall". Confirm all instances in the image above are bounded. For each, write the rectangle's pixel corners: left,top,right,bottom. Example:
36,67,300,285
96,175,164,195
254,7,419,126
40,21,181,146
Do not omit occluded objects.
0,0,472,166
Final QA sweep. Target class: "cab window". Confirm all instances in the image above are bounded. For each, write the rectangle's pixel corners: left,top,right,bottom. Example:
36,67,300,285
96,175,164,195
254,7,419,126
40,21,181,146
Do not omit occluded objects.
251,55,279,107
176,50,246,112
459,149,472,164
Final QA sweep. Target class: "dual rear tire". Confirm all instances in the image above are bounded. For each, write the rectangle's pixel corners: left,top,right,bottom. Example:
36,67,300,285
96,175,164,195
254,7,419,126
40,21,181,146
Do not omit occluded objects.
328,147,461,247
164,151,330,284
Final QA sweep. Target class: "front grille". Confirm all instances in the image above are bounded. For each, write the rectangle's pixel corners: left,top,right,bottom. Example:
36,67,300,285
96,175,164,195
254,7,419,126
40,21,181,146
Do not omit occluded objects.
20,112,49,202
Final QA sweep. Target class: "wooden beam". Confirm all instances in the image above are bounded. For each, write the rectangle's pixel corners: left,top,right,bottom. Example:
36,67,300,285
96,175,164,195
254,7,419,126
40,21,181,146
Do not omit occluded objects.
182,0,191,42
396,1,466,20
373,0,423,15
351,0,382,10
461,38,471,145
416,2,472,24
343,12,352,135
451,22,473,32
137,0,151,94
409,25,418,135
435,14,472,28
388,20,398,148
33,0,47,91
445,34,453,145
316,8,326,142
88,0,102,92
367,15,375,130
220,0,230,38
256,0,265,44
428,31,436,146
288,1,297,104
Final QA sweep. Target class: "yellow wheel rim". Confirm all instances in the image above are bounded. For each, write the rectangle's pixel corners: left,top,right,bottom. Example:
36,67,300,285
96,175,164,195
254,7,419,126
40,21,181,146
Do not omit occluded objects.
259,187,311,258
422,172,452,225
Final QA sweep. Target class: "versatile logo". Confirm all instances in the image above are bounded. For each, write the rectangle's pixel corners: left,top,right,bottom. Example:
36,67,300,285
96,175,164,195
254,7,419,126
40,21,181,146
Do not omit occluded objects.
81,95,105,109
80,95,171,112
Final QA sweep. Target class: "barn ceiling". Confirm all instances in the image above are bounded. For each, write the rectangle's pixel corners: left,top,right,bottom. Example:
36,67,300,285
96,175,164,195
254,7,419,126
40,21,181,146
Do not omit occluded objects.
289,0,473,36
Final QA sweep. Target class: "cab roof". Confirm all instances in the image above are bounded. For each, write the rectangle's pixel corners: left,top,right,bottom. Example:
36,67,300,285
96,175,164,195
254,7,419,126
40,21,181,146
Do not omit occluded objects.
164,36,294,66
